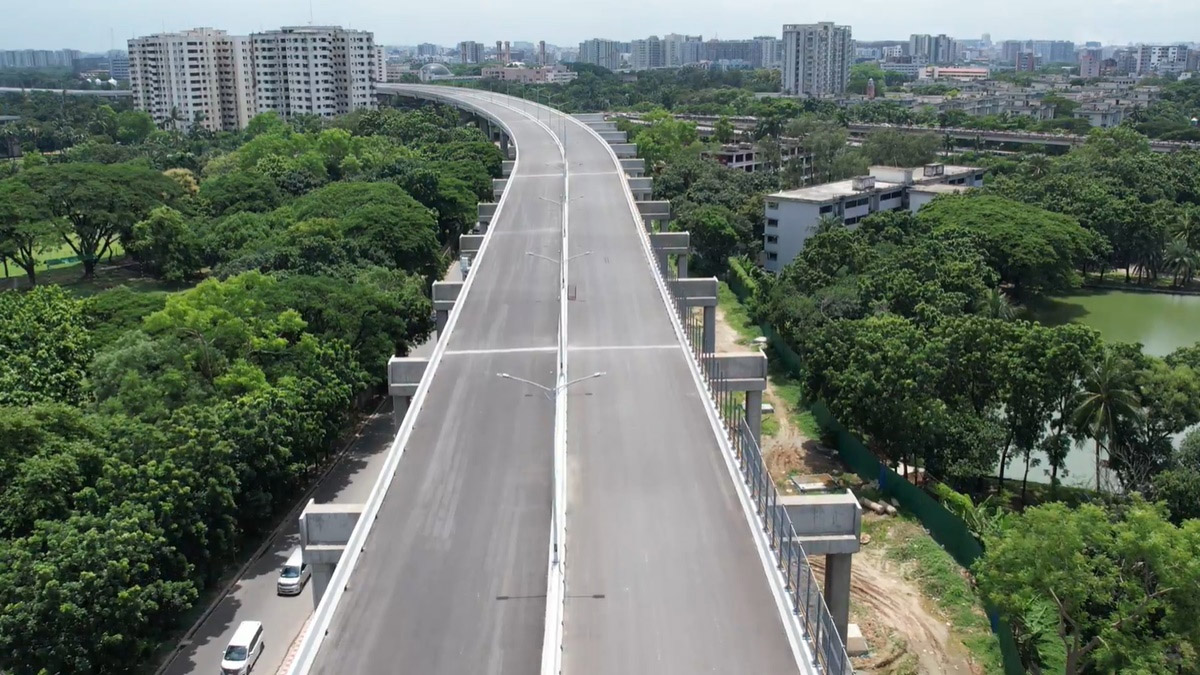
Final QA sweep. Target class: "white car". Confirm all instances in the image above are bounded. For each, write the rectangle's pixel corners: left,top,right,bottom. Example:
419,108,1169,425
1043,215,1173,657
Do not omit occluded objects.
275,548,311,596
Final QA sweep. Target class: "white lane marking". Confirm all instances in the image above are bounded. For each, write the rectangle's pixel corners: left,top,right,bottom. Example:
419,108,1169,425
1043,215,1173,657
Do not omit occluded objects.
568,344,679,353
443,346,556,356
442,344,680,356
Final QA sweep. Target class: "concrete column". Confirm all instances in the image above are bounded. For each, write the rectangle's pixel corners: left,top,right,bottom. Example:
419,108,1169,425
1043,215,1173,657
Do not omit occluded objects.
656,250,668,276
744,389,763,449
500,134,510,158
436,309,449,336
824,553,853,646
298,502,363,609
677,254,689,279
702,305,716,353
392,395,410,428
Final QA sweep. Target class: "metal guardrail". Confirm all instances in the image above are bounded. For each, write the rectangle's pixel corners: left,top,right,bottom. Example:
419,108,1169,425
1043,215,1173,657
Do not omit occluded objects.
656,255,852,675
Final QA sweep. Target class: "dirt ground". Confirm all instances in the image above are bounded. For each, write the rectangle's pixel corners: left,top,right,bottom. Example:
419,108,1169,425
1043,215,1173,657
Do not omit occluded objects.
714,304,979,675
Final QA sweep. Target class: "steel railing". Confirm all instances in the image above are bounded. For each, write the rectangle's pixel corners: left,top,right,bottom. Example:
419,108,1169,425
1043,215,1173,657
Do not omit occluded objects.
653,247,851,675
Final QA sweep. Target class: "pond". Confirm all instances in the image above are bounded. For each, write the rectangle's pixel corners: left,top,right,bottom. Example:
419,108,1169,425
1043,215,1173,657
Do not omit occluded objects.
1014,289,1200,487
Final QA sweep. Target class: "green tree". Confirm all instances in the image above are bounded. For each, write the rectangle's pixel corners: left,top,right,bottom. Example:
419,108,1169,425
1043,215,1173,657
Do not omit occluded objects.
0,286,92,406
197,170,284,217
127,206,202,282
0,504,198,675
976,500,1200,674
862,129,941,166
917,194,1105,296
0,179,59,285
16,163,182,277
713,115,735,143
1072,349,1142,491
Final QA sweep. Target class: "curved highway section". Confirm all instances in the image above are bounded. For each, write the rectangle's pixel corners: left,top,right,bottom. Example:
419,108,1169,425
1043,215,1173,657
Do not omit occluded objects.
290,86,811,675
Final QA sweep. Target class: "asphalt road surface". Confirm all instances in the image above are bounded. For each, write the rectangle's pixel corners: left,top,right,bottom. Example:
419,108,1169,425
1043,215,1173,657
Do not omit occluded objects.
307,94,563,675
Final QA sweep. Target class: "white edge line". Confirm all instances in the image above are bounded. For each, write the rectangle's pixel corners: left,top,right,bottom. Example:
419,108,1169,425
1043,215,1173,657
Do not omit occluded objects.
571,115,818,673
286,87,526,675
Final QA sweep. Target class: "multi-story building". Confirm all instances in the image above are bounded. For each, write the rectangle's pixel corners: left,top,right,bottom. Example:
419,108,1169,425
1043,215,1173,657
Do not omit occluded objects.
482,64,577,83
107,51,130,81
374,46,387,83
664,34,703,67
1136,45,1190,75
1001,40,1024,64
1015,51,1038,72
762,164,985,272
630,36,665,71
250,26,377,119
909,34,957,64
127,28,255,132
752,36,782,69
705,39,754,64
921,66,990,81
458,41,484,64
1079,49,1102,78
781,22,852,97
578,38,622,71
417,43,440,57
703,142,810,176
0,48,81,69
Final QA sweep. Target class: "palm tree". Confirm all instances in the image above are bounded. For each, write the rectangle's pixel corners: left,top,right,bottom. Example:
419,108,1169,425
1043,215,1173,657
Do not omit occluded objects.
1025,154,1052,178
979,287,1019,321
1162,237,1200,287
1072,351,1141,492
815,213,843,234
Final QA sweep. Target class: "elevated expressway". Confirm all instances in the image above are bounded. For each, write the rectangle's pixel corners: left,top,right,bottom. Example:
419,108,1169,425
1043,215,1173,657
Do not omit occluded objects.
286,85,835,675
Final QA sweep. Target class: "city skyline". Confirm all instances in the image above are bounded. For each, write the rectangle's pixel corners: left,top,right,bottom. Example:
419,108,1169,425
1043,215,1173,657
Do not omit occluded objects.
4,0,1199,53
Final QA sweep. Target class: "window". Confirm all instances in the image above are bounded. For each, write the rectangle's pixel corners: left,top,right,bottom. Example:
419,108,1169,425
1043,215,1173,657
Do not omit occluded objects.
767,252,778,261
819,205,833,214
766,235,778,244
766,201,779,210
766,218,778,227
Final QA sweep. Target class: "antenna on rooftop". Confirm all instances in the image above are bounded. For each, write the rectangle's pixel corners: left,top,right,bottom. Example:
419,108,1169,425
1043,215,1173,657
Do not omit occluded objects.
309,0,314,24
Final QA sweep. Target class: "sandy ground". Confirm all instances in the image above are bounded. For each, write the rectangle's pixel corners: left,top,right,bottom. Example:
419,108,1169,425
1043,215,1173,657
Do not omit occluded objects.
714,303,978,675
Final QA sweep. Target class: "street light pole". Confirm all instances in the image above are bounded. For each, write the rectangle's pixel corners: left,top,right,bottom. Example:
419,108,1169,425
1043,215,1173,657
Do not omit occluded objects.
496,371,606,400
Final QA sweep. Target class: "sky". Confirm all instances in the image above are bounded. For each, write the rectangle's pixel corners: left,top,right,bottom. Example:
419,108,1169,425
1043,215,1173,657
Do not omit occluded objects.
4,0,1199,53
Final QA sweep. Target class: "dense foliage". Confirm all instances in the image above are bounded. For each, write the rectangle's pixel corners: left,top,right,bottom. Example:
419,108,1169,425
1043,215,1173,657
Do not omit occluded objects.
0,102,494,674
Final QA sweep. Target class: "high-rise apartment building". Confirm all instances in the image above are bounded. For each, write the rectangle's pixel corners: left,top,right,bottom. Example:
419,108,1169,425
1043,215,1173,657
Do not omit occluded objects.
107,51,130,80
127,28,255,132
630,36,665,71
752,36,782,69
578,38,621,71
374,46,387,83
705,39,754,64
909,34,957,64
663,34,703,67
1014,51,1038,72
781,22,852,97
1079,49,1102,78
458,41,484,64
251,26,376,119
0,48,81,69
1136,45,1191,75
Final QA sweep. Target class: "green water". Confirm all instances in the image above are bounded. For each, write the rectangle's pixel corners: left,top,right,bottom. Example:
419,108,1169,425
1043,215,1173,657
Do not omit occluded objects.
1029,289,1200,357
1013,289,1200,487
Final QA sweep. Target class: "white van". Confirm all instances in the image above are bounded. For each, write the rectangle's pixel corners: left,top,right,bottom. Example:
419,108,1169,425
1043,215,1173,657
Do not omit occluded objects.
220,620,263,675
276,547,311,596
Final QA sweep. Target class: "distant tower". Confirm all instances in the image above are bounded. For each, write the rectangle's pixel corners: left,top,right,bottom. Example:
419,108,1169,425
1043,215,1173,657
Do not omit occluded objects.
866,77,877,100
503,40,511,64
539,40,547,66
495,40,503,61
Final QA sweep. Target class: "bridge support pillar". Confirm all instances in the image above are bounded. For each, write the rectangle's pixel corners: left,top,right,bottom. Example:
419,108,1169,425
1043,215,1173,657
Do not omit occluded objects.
825,553,853,645
709,352,768,448
673,277,718,353
678,255,688,279
500,133,511,159
298,500,363,609
388,357,429,428
650,231,690,280
744,388,763,448
782,486,862,654
432,281,463,338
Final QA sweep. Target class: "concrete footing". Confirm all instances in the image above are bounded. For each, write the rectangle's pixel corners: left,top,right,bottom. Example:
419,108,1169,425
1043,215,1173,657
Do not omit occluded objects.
298,500,363,608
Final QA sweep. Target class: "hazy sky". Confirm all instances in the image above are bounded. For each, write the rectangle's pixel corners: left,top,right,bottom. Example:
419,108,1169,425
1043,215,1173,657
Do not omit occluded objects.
5,0,1198,52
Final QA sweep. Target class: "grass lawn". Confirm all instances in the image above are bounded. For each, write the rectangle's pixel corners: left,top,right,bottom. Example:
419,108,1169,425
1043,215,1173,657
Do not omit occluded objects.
863,515,1006,674
1,240,126,280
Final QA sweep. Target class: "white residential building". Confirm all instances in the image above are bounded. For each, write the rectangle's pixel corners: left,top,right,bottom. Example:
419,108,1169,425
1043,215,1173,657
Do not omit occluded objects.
127,28,255,132
374,45,387,83
762,164,985,272
250,26,377,119
578,38,622,71
664,34,703,67
1135,44,1190,75
630,36,665,71
781,22,853,97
